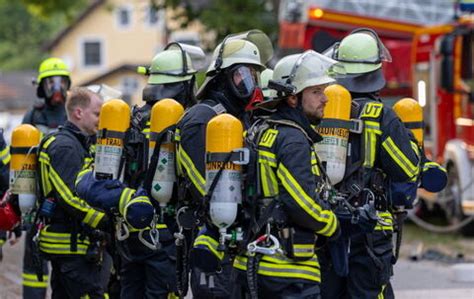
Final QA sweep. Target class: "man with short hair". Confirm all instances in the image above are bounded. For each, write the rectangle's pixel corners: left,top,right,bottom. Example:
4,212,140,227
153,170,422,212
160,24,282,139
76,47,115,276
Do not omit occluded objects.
37,87,109,299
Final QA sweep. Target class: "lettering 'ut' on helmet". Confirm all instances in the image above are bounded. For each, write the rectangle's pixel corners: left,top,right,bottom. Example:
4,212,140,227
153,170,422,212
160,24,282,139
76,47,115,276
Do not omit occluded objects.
36,57,71,104
324,28,392,93
266,50,343,102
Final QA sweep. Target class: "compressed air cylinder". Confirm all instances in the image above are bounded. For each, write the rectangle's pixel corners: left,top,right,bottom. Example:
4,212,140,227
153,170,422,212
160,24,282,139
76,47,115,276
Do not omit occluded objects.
206,113,243,231
314,84,351,185
393,98,424,146
95,99,130,180
10,124,40,213
149,98,184,205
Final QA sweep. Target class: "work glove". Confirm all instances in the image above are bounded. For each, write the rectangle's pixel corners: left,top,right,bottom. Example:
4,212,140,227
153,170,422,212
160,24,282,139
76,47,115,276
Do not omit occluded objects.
76,171,124,213
390,181,417,209
190,225,224,273
334,203,377,238
123,188,154,230
420,160,447,193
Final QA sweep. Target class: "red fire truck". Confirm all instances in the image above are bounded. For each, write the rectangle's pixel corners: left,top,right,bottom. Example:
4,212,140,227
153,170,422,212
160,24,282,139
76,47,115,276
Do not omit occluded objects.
278,0,474,234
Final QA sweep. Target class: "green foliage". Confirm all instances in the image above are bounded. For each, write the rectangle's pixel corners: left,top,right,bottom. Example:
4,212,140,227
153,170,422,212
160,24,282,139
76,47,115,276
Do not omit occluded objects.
20,0,88,20
0,1,69,70
161,0,279,47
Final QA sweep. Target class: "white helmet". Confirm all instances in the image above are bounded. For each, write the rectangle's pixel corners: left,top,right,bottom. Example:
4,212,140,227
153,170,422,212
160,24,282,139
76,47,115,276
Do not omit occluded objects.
270,50,344,97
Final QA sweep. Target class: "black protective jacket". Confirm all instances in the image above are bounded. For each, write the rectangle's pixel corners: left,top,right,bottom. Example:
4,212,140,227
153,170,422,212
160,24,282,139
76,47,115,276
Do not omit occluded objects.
38,121,106,256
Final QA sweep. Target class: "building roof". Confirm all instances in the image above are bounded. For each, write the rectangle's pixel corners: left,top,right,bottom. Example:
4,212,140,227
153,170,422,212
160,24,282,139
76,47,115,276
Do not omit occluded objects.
42,0,105,52
0,71,37,110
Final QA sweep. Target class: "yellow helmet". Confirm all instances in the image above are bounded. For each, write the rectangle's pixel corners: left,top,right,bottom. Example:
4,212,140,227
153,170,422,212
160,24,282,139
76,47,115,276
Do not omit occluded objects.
36,57,71,101
37,57,71,83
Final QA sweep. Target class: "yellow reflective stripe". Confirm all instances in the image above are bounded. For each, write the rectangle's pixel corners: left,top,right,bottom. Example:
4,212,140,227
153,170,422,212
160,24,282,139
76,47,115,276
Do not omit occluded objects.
410,141,420,158
0,239,4,246
311,151,320,176
128,223,167,232
258,150,277,166
42,136,56,149
39,242,88,255
424,162,447,173
233,256,320,282
40,161,52,196
22,273,48,288
143,128,150,140
0,146,10,165
40,227,91,244
177,147,205,196
119,188,134,215
363,121,381,168
382,137,419,178
260,162,278,197
48,166,104,227
277,163,336,236
194,234,225,260
175,128,181,142
84,208,105,228
75,168,92,186
39,152,50,164
261,254,319,267
293,244,315,257
378,284,386,299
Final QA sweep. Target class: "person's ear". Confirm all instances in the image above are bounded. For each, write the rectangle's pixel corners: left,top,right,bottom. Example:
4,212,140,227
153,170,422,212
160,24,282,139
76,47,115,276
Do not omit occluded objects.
74,107,83,120
286,95,298,108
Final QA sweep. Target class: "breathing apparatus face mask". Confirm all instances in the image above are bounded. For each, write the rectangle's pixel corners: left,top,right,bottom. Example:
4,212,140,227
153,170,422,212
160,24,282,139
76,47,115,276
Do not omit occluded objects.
142,80,195,107
42,76,69,106
226,64,263,111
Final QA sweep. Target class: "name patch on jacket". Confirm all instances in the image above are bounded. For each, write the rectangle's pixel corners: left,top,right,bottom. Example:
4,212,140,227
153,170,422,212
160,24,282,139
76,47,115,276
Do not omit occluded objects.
360,102,383,119
259,129,278,148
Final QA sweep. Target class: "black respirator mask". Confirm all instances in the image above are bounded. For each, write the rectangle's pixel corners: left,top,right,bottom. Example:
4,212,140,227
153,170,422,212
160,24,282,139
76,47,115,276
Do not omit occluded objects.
225,65,263,111
142,79,196,107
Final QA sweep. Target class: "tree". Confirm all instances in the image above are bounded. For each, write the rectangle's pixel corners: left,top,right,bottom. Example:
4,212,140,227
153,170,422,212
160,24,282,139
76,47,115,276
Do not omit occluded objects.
158,0,280,47
0,1,69,70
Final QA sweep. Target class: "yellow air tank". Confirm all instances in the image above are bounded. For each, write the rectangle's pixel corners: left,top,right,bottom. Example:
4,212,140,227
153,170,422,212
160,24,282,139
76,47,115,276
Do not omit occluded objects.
206,113,243,235
149,98,184,206
95,99,130,179
10,124,40,213
315,84,351,184
393,98,423,146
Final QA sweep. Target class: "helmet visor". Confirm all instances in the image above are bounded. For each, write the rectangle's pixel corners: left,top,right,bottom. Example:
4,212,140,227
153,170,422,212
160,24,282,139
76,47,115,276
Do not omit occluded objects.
42,76,69,98
231,65,261,98
164,42,206,72
288,50,345,86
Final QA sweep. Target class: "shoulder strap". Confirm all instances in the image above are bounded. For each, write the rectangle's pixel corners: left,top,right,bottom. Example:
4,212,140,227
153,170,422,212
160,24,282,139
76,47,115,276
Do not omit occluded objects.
265,119,312,143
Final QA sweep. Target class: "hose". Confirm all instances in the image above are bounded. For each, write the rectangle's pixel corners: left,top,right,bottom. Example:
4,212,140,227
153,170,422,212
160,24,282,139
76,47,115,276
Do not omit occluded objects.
407,209,474,233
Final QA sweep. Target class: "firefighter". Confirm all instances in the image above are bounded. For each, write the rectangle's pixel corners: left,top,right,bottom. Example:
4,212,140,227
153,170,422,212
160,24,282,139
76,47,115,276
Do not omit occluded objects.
21,57,70,298
231,50,340,298
319,28,421,298
76,43,202,299
23,57,70,134
175,30,272,298
35,87,108,298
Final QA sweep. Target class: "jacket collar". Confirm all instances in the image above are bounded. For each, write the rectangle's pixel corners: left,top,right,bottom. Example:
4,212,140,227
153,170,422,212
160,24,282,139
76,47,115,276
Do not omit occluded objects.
271,104,322,143
62,121,91,147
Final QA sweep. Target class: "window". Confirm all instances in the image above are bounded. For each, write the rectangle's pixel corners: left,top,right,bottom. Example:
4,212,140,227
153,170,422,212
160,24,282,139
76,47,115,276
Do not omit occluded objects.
83,41,102,67
146,6,159,25
116,6,132,28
